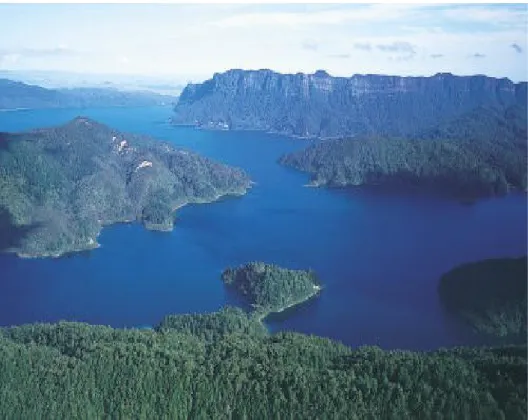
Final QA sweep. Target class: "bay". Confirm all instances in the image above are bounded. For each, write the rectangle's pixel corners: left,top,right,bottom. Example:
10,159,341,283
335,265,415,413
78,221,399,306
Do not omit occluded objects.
0,106,525,350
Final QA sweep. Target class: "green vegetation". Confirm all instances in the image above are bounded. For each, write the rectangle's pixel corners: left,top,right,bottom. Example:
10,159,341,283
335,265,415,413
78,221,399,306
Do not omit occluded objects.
157,306,267,341
0,117,251,257
0,78,175,109
0,308,525,419
279,106,527,200
439,256,527,339
222,262,321,317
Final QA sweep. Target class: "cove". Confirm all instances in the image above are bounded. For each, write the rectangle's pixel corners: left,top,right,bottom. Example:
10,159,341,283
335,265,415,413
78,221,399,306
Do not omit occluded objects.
0,106,526,350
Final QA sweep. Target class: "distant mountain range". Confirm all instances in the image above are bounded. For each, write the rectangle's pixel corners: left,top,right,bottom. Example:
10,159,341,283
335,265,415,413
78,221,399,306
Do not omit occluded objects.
0,78,177,110
172,69,527,139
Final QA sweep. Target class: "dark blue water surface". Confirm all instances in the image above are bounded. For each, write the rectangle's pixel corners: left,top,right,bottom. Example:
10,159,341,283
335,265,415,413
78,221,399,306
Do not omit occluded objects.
0,106,526,350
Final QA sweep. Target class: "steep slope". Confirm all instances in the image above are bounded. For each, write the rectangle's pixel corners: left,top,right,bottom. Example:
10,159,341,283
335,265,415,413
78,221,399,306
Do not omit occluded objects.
0,117,251,257
172,69,527,138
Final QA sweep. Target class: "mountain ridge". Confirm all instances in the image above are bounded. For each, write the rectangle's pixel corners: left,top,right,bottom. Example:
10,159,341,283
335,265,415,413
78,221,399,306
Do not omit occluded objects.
0,78,176,110
172,69,527,139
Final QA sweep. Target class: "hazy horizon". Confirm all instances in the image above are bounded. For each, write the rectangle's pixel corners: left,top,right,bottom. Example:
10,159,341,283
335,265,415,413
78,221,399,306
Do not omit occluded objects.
0,3,526,85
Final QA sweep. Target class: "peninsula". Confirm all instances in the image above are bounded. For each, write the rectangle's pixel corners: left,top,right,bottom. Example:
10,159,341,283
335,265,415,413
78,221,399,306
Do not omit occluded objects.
279,106,527,200
0,117,251,257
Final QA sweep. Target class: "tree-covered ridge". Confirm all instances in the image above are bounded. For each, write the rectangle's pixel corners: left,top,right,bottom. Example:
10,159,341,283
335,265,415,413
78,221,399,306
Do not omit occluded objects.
279,106,527,199
438,256,527,339
0,310,526,419
0,78,176,109
221,262,321,316
173,69,526,138
0,117,251,257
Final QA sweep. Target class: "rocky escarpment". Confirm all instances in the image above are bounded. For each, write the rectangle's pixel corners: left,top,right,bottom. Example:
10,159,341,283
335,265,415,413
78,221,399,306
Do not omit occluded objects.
172,69,527,138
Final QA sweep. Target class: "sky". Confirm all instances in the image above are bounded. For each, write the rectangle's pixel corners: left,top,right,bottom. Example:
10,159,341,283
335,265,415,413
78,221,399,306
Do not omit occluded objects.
0,3,526,83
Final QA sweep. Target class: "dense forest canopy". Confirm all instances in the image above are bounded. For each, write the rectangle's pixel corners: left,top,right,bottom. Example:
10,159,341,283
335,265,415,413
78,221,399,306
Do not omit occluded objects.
157,306,267,341
0,307,526,419
439,256,527,339
0,117,251,257
222,262,321,316
279,106,527,199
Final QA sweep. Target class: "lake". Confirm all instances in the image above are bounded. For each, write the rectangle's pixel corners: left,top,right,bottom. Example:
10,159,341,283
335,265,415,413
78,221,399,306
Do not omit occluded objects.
0,106,526,350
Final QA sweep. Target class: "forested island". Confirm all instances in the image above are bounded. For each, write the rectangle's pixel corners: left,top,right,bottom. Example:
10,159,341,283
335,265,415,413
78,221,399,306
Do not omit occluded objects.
0,308,525,418
279,106,527,199
439,256,527,339
0,117,251,257
172,69,527,138
221,262,321,318
0,78,175,109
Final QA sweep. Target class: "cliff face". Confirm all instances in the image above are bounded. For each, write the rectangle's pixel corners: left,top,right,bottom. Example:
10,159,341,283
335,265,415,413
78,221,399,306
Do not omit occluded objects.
173,69,527,138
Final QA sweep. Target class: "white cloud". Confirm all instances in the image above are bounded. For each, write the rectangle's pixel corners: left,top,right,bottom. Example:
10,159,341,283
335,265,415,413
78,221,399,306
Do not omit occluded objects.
301,39,318,52
0,46,76,58
0,53,21,66
440,6,527,28
354,43,372,51
210,4,427,29
0,4,525,82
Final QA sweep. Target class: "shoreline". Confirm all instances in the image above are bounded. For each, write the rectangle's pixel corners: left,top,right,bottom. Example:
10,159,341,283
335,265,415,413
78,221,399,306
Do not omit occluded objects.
255,284,322,323
171,121,351,142
0,107,31,112
9,185,252,259
171,122,326,141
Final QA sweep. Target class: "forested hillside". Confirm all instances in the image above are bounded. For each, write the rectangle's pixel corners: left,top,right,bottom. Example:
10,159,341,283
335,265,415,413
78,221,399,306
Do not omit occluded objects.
0,308,526,419
279,106,527,199
439,256,527,339
0,117,251,257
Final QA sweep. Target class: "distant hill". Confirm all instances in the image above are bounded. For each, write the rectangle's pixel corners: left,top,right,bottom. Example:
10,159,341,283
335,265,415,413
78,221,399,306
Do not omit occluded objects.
438,256,527,339
278,106,527,199
0,117,251,257
0,78,176,109
172,69,527,138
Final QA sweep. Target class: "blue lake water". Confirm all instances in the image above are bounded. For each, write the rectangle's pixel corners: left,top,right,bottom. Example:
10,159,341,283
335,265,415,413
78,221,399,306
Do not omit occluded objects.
0,106,526,350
